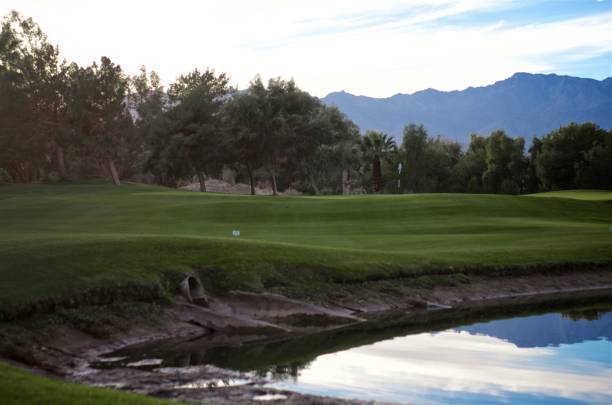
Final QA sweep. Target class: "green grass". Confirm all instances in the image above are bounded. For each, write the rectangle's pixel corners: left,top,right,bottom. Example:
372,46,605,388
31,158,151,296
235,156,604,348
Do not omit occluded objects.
0,182,611,316
528,189,612,200
0,363,184,405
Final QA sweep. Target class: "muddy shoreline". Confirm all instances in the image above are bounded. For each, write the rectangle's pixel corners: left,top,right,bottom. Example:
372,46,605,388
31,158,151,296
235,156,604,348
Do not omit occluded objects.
2,270,612,405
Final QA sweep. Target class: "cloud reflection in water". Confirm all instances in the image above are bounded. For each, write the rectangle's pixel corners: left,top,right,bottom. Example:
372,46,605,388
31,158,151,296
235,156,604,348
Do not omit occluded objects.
270,312,612,405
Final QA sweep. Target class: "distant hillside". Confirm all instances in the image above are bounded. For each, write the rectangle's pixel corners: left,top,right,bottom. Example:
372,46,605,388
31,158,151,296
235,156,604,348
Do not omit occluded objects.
322,73,612,144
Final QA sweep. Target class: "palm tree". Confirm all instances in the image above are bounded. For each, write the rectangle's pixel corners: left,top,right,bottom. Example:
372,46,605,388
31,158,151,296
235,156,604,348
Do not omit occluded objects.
360,131,396,193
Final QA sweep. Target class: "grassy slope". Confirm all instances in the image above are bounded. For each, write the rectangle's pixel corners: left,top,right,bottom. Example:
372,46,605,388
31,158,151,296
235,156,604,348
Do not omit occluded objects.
0,363,184,405
528,189,612,201
0,182,611,311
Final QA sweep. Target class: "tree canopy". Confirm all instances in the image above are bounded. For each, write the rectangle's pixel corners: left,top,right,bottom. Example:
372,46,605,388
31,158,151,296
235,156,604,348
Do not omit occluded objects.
1,10,610,195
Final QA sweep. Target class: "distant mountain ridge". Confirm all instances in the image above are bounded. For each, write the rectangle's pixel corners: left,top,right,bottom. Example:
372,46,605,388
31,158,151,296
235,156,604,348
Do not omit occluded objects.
321,73,612,144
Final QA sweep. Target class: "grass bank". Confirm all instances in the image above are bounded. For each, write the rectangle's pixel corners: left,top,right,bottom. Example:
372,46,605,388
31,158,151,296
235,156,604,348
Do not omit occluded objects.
0,363,186,405
528,189,612,201
1,182,611,318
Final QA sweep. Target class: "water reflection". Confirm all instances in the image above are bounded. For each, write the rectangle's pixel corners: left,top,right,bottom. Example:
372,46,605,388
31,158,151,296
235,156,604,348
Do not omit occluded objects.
272,329,611,404
270,307,612,404
101,300,612,404
458,310,612,348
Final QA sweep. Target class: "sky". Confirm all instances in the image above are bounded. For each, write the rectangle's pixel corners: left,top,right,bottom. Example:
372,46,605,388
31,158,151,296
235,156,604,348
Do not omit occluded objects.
1,0,611,97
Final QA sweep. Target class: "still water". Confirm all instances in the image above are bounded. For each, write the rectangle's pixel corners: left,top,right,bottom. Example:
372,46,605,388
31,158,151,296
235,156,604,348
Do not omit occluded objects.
269,312,612,404
103,302,612,405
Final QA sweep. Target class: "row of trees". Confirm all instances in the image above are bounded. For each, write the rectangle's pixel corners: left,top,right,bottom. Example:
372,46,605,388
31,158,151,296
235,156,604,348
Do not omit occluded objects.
144,71,359,196
1,11,610,194
0,12,136,185
0,12,360,194
367,122,611,194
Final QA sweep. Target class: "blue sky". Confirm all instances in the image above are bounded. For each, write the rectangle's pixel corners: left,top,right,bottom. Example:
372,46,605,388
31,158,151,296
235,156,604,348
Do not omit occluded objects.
1,0,611,97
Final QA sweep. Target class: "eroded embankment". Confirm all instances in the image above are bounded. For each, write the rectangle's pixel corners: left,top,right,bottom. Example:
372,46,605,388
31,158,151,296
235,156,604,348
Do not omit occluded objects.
1,269,612,405
2,261,611,322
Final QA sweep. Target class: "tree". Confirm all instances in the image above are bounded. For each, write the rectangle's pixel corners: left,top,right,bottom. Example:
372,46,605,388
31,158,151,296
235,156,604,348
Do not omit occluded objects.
69,57,133,185
482,130,527,194
291,105,359,195
147,68,231,191
222,89,265,195
260,77,309,195
398,124,463,193
575,131,612,189
359,131,396,193
400,124,428,192
535,122,610,190
524,137,542,193
131,65,165,133
0,10,71,180
455,134,487,193
0,70,44,182
223,76,327,196
127,66,165,178
422,136,462,192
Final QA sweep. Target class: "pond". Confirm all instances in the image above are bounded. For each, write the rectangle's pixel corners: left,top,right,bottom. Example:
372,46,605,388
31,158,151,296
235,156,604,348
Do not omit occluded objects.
99,299,612,405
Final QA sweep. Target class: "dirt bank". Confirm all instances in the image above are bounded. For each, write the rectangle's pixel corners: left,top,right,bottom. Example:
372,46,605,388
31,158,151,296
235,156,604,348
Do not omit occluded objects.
1,269,611,405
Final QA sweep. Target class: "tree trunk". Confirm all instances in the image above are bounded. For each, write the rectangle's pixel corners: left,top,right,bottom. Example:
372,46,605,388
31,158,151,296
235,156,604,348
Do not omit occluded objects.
308,172,320,195
22,162,32,183
8,162,25,183
56,146,67,179
341,168,350,195
246,165,255,195
96,158,109,178
197,172,207,192
271,173,278,196
13,163,25,183
373,158,382,192
108,158,121,186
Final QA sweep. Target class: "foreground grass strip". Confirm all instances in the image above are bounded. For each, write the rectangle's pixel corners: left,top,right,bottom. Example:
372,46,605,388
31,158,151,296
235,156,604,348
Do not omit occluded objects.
0,363,183,405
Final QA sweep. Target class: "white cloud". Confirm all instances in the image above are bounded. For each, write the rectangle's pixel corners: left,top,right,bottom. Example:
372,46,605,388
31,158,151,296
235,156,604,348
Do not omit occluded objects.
1,1,610,97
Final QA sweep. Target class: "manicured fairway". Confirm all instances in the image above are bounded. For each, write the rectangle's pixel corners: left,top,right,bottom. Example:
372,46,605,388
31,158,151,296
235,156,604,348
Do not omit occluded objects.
1,182,611,312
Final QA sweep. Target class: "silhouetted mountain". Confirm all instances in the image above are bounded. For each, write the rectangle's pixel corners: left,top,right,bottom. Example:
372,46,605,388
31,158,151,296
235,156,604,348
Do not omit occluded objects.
322,73,612,144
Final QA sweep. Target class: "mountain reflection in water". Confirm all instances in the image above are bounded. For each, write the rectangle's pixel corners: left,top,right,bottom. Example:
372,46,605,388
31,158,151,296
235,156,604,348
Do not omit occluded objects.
102,301,612,405
457,310,612,348
269,309,611,405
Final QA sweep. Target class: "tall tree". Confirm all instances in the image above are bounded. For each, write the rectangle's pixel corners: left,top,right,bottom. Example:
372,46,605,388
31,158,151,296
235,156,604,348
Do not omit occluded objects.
360,131,396,193
0,70,44,182
535,122,610,190
399,124,463,193
147,68,231,191
131,66,165,128
223,76,322,196
291,105,360,195
222,87,265,195
261,77,303,196
524,137,543,193
129,66,165,178
422,136,462,192
482,130,527,194
455,134,487,193
0,10,71,180
70,57,132,185
400,124,428,192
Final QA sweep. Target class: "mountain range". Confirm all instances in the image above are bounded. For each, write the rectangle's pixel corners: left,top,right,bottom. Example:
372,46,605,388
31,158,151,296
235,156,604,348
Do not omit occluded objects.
321,73,612,144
